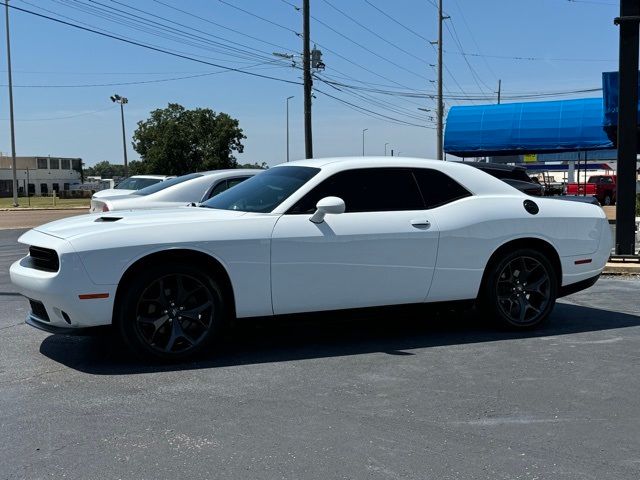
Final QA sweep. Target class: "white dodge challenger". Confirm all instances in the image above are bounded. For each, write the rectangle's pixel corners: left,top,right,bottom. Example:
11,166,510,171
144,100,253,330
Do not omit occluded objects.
11,157,612,360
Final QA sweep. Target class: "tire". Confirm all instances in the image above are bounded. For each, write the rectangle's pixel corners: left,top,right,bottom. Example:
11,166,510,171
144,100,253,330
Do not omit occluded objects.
603,195,612,206
116,261,226,361
480,248,558,329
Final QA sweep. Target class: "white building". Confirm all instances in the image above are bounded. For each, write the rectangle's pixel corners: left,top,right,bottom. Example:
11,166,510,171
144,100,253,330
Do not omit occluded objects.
0,156,82,197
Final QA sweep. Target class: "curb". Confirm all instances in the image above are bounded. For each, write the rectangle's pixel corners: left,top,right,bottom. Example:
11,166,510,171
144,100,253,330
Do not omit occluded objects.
603,263,640,275
0,206,89,212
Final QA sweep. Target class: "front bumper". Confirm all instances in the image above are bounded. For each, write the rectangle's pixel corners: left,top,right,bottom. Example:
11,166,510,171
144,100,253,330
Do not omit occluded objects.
26,313,109,335
10,230,117,330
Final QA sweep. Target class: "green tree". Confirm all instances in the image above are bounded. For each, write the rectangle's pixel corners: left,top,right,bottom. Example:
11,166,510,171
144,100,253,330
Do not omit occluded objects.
239,161,268,169
85,160,126,179
132,103,246,176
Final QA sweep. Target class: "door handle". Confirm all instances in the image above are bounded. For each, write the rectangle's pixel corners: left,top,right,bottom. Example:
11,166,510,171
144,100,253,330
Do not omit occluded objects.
410,219,431,229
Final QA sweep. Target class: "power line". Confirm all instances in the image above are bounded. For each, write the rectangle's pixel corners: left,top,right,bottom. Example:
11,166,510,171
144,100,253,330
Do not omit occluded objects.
320,0,429,64
217,0,300,35
5,106,117,122
0,62,291,88
314,87,434,129
59,0,286,64
364,0,431,43
7,3,303,85
152,0,297,54
23,0,275,65
310,13,431,81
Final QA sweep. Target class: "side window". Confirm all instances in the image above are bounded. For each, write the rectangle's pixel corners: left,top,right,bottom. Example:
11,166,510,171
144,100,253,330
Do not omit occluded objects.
207,180,228,199
288,168,424,214
227,177,249,189
412,168,471,209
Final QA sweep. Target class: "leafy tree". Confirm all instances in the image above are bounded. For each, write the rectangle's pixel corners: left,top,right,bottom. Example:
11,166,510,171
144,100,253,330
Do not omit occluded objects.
127,160,148,176
239,161,268,169
132,103,246,176
85,160,126,179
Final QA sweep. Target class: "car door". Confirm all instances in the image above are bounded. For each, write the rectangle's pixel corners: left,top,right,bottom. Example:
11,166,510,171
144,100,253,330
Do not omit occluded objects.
270,168,440,315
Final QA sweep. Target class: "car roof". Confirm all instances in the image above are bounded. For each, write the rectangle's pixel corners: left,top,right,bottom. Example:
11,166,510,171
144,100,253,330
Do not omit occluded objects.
197,169,264,176
271,156,519,197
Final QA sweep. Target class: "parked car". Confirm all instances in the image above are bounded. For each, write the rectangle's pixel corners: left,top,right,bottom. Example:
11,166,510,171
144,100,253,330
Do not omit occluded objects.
467,162,544,196
92,175,174,199
566,175,617,205
530,172,565,196
90,170,261,213
468,163,600,204
11,157,611,361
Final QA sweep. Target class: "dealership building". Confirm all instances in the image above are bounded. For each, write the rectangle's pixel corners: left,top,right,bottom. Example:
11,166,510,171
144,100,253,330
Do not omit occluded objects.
0,156,82,197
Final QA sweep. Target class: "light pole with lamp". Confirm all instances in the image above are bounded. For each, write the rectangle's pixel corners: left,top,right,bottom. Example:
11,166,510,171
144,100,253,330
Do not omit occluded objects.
286,96,294,162
362,128,368,156
110,94,129,177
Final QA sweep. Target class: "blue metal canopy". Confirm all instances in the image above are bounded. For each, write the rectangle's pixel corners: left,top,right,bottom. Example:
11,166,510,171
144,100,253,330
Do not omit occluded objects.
444,98,613,157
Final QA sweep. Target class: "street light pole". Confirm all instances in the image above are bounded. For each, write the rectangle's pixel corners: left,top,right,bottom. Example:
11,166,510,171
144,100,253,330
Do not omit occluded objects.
384,142,389,156
362,128,368,156
110,94,129,177
286,96,294,162
5,0,18,207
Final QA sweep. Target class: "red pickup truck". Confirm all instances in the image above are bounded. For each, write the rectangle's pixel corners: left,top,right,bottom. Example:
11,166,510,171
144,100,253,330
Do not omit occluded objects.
566,175,617,205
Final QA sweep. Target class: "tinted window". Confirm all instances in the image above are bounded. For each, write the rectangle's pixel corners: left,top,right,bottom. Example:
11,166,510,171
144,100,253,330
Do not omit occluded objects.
133,174,202,196
412,168,471,208
288,168,424,214
116,177,163,190
202,167,319,213
208,180,228,199
206,177,250,200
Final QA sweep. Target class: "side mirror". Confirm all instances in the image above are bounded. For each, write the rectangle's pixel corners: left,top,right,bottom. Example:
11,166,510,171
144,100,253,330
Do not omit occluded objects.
309,196,345,224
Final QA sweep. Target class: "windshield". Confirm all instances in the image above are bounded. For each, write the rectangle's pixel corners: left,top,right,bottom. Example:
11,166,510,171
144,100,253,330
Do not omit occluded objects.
115,177,163,190
133,173,203,196
201,166,319,212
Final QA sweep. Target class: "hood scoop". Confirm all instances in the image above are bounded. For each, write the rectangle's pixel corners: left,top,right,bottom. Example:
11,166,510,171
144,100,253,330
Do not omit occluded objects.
95,216,122,222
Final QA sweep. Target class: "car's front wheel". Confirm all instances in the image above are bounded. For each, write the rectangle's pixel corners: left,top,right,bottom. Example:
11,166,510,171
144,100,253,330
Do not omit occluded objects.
117,262,225,361
481,248,558,329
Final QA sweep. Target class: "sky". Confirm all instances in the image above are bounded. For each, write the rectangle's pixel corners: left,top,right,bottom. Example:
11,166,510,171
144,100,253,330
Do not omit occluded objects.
0,0,622,168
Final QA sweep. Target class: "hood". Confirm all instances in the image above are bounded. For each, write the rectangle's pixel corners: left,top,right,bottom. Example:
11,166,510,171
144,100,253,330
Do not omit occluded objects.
34,207,248,240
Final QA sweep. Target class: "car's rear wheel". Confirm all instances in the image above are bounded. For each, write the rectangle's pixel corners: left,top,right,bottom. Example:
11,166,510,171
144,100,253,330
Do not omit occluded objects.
481,248,557,329
603,194,613,206
117,262,225,361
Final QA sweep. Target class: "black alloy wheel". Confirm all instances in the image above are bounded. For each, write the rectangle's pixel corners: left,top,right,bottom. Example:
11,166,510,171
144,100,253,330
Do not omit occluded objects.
482,249,557,329
118,262,224,361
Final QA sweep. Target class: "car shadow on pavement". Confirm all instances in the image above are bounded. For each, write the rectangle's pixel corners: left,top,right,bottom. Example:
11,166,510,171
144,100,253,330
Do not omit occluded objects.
39,301,640,375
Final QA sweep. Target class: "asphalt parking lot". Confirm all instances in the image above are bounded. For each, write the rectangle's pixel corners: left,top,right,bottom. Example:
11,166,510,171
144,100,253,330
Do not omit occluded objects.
1,228,639,480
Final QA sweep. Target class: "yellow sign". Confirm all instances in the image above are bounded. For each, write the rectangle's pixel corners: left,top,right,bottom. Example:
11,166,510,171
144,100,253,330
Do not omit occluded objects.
523,154,537,163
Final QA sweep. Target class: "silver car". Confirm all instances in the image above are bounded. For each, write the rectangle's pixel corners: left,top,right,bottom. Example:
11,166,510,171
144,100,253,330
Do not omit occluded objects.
90,169,262,213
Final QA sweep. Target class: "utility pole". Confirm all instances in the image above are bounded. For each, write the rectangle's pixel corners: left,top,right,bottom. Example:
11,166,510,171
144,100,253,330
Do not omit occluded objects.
497,79,502,104
5,0,18,207
435,0,448,160
384,142,389,156
286,96,294,162
614,0,640,256
302,0,313,159
362,129,368,156
110,94,129,177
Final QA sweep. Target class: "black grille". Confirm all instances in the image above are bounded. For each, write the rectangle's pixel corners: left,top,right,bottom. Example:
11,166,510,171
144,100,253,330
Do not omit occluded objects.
29,299,50,322
28,246,59,272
